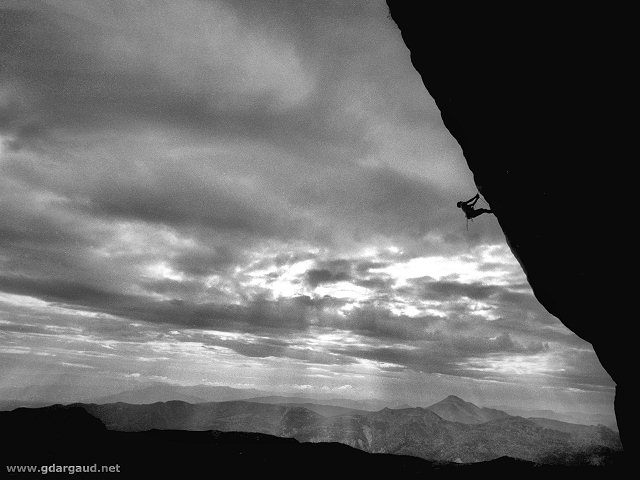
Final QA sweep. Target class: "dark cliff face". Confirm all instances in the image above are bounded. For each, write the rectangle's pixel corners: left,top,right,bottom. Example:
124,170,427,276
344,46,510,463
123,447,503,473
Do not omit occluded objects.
386,3,630,449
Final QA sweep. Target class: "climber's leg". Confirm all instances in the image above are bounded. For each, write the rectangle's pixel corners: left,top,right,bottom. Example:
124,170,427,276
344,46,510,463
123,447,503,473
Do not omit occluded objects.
468,208,492,219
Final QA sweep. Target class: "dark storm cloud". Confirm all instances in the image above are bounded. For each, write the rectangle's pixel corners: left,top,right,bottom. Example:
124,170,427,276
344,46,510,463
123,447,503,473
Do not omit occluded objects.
355,261,390,273
0,3,374,160
0,322,51,335
206,340,287,359
140,279,207,298
489,317,588,347
341,307,441,341
171,245,239,278
330,346,452,374
0,273,323,333
395,277,555,324
339,308,549,357
305,259,354,287
0,0,463,241
422,280,501,300
285,165,452,241
79,173,305,240
0,181,99,259
305,258,396,290
207,338,353,365
306,269,352,288
328,333,546,378
4,157,304,240
354,276,395,291
451,333,547,356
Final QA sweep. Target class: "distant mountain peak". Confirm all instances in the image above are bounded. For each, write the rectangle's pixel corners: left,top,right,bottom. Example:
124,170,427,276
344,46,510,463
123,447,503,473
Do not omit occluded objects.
427,395,511,425
430,395,475,408
443,395,468,403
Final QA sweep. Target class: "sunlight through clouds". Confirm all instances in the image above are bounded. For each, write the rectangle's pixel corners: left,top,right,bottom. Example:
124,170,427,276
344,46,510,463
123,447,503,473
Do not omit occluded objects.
371,244,521,286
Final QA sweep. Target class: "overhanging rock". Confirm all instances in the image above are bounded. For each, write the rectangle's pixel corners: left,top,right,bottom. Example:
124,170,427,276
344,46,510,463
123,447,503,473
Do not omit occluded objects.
387,2,631,452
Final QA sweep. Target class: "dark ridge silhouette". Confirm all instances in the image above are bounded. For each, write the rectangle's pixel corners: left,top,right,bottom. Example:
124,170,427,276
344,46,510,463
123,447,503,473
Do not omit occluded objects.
0,406,625,478
386,2,632,452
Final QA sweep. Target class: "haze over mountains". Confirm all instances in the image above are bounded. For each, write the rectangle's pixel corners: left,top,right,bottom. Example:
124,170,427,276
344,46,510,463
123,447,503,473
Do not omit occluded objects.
0,382,391,411
0,382,618,430
90,384,267,405
490,405,618,431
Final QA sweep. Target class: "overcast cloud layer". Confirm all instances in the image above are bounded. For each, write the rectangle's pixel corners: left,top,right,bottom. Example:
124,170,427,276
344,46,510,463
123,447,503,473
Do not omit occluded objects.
0,0,614,413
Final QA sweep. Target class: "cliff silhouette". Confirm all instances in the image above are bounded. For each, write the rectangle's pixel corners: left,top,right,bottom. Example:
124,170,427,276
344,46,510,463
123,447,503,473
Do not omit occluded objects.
386,2,631,452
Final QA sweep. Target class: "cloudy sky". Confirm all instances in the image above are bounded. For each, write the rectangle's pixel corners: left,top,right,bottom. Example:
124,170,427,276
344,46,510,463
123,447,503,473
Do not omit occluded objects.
0,0,614,414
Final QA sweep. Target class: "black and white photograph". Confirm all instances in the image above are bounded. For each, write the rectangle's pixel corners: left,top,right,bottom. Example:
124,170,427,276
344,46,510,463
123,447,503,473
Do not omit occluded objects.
0,1,629,476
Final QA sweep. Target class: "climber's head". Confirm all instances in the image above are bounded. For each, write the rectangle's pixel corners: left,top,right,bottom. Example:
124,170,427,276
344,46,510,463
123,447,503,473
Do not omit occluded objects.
456,201,463,208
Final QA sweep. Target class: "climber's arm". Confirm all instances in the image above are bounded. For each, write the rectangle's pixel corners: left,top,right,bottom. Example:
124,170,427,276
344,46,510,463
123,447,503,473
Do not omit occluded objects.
467,193,480,206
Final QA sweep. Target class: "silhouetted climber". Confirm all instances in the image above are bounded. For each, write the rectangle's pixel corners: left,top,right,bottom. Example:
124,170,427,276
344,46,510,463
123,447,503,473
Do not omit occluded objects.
457,193,493,219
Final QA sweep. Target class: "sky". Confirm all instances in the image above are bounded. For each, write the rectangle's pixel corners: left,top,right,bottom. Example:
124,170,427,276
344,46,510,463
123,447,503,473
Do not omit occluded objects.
0,0,615,415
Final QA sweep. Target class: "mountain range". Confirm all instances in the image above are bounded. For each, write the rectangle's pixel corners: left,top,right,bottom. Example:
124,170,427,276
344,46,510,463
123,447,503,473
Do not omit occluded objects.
88,383,268,404
1,382,617,429
1,382,618,433
490,405,618,431
6,405,623,477
70,395,620,465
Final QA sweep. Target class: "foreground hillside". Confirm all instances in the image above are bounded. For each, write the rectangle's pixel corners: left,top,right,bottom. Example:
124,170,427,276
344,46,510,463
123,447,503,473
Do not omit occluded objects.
1,406,624,478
